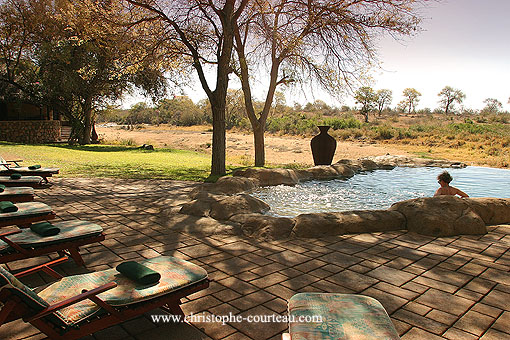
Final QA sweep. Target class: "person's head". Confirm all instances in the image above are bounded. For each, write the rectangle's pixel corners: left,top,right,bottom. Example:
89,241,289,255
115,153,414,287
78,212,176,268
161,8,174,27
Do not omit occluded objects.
437,171,453,184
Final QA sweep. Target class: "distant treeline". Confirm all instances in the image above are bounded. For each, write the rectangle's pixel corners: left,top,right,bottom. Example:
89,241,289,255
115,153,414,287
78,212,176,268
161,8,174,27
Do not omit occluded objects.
98,94,510,138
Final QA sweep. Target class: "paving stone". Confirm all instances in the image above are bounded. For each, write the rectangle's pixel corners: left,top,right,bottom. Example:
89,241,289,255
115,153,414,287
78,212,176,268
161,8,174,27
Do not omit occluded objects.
217,277,259,295
228,305,287,340
229,290,276,311
121,316,158,335
452,310,495,337
464,277,498,295
480,328,510,340
400,326,445,339
249,273,288,289
491,311,510,334
481,289,510,310
403,301,432,316
280,274,320,290
326,269,379,292
470,303,503,318
317,252,363,268
423,309,458,327
481,268,510,285
360,287,407,314
412,276,458,294
93,324,130,340
422,266,473,287
373,282,420,300
443,327,480,340
416,288,474,316
367,265,416,286
263,297,289,314
390,318,412,336
213,288,243,302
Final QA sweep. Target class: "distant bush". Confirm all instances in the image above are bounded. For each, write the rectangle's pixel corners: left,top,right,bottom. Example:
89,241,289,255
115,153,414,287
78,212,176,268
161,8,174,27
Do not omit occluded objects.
324,116,362,130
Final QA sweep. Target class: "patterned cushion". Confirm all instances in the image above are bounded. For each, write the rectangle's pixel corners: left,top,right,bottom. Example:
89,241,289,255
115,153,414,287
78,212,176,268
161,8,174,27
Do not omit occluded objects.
0,176,43,184
0,167,59,175
0,202,52,221
38,256,208,326
0,187,34,196
0,220,103,253
288,293,401,340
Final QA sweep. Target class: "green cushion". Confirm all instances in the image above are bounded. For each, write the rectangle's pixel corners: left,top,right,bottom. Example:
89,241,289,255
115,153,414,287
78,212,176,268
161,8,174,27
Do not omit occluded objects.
28,165,41,170
10,173,21,180
30,221,60,237
0,184,5,192
0,201,18,213
116,261,161,285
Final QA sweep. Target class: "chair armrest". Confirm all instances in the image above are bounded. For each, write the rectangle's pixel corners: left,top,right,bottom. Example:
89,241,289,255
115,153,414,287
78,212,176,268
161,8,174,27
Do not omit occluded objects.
6,159,22,166
26,282,118,322
0,229,24,253
14,256,69,279
0,229,22,238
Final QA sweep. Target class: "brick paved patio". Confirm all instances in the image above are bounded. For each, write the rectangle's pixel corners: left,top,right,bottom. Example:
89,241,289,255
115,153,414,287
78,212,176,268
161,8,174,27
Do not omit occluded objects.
1,177,510,340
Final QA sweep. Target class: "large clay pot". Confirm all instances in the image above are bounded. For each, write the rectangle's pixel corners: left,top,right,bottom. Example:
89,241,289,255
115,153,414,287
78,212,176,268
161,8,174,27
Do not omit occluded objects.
311,125,337,165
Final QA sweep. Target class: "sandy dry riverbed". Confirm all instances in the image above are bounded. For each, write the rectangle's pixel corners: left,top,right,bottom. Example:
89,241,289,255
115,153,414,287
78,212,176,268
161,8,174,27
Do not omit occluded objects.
96,124,411,166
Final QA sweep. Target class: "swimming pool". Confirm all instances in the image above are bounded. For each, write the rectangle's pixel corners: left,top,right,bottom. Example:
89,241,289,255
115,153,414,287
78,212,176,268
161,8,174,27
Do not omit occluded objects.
250,166,510,217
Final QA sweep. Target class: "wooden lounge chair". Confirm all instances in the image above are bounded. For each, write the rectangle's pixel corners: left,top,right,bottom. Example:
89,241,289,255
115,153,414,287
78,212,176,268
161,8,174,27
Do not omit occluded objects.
0,220,105,266
0,202,55,228
0,256,209,340
0,175,47,188
0,160,59,184
283,293,400,340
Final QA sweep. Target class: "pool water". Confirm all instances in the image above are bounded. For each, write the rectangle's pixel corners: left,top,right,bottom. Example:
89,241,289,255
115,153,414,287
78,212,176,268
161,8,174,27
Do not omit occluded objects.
250,166,510,217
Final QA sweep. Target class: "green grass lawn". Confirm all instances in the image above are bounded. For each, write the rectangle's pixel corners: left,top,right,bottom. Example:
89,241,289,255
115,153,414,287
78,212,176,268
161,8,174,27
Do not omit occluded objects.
1,142,217,181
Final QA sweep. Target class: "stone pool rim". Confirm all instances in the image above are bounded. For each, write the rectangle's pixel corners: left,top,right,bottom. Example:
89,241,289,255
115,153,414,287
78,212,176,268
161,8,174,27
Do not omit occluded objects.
178,155,510,240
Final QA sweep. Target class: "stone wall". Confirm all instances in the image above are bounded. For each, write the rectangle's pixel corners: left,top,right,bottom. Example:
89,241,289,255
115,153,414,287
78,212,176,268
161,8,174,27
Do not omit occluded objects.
0,120,61,143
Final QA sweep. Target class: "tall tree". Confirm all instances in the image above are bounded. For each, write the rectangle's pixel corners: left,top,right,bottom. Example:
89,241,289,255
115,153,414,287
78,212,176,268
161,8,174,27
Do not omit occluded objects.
482,98,503,113
126,0,248,176
437,86,465,114
398,88,421,114
233,0,426,166
375,89,392,116
354,86,377,123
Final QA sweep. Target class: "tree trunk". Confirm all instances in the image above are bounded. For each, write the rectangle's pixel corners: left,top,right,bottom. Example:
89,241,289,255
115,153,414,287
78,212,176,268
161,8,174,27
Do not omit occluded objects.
81,96,93,145
254,124,265,167
210,98,226,176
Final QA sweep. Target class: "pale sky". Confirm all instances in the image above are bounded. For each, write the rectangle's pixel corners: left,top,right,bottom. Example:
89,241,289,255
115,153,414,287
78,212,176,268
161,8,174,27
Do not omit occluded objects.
373,0,510,111
124,0,510,112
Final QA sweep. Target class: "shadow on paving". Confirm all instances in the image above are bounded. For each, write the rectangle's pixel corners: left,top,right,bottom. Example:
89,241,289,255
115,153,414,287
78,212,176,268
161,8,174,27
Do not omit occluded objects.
2,177,510,340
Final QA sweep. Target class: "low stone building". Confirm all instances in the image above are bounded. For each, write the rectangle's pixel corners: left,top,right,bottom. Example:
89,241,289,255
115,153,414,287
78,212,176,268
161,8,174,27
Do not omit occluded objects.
0,100,62,143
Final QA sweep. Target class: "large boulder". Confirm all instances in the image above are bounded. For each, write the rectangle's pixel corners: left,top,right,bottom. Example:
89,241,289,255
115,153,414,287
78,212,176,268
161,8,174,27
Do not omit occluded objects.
464,198,510,225
209,194,270,220
234,168,299,186
179,192,225,217
295,166,340,180
292,210,406,238
332,164,356,177
390,196,487,236
230,213,295,240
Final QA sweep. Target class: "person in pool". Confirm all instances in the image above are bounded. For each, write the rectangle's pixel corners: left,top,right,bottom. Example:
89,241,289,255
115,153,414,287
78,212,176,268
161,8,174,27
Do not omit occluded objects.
434,171,469,198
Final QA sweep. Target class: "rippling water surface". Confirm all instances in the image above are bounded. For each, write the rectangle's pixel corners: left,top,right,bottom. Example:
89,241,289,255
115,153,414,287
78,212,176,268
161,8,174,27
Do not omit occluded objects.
250,166,510,217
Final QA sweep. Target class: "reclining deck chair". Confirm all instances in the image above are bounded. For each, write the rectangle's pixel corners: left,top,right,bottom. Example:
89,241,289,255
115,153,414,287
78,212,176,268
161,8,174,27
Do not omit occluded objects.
0,157,59,184
0,220,105,266
0,202,55,228
0,255,209,340
0,186,34,203
283,293,400,340
0,175,47,189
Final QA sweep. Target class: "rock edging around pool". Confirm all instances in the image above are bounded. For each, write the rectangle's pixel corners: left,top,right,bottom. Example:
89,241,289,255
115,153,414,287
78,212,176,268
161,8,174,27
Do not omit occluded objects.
178,156,510,239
